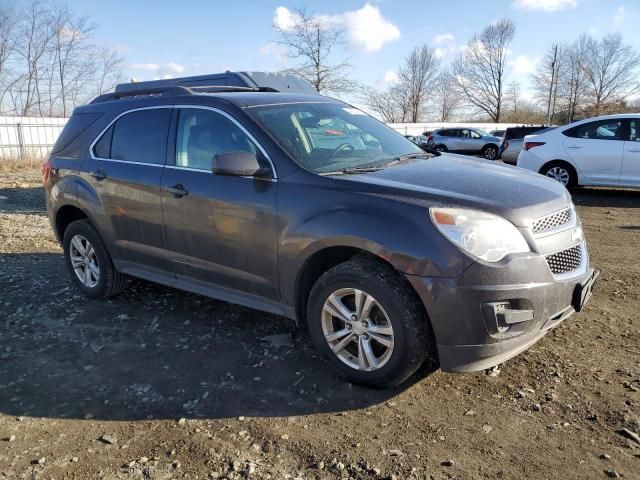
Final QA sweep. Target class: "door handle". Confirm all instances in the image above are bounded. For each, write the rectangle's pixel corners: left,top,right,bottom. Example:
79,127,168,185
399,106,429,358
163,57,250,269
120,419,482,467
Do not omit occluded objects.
566,145,582,149
628,148,640,152
165,183,188,198
89,169,107,181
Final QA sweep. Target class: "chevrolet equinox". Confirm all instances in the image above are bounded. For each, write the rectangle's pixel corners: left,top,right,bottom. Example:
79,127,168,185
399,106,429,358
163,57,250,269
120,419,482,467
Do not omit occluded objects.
43,83,598,387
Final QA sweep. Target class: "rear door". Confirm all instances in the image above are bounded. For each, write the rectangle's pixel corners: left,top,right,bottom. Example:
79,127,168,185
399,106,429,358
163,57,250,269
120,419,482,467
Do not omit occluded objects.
439,129,460,150
562,118,627,185
621,118,640,186
83,107,173,274
160,106,279,306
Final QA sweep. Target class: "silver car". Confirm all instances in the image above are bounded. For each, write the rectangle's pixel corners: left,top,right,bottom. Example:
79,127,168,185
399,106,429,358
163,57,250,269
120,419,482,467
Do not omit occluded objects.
428,128,502,159
500,126,553,165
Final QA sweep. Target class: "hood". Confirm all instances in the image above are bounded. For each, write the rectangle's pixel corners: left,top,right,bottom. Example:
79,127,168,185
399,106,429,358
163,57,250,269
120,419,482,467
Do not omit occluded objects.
333,154,572,227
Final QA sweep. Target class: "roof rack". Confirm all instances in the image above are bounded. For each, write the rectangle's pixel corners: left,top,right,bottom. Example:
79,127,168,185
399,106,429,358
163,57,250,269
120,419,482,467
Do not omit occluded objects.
90,84,282,104
90,86,193,104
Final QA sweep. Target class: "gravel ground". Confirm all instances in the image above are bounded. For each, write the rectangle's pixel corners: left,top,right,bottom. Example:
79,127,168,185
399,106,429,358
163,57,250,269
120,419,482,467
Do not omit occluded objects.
0,169,639,480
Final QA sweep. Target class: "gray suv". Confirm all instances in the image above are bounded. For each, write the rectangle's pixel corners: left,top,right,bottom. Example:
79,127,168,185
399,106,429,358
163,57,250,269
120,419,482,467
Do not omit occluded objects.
43,79,598,387
428,128,502,159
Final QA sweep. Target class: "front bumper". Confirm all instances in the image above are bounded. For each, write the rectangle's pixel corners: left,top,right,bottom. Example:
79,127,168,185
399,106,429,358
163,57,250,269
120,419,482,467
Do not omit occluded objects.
406,253,596,372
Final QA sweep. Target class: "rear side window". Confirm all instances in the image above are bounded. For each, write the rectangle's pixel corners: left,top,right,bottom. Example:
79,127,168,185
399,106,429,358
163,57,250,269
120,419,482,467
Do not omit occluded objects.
630,120,639,141
52,112,102,154
563,119,625,140
439,129,458,137
94,108,172,164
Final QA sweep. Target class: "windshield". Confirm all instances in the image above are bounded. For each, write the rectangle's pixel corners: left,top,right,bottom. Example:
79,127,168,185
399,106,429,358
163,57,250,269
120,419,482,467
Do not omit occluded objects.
247,102,424,173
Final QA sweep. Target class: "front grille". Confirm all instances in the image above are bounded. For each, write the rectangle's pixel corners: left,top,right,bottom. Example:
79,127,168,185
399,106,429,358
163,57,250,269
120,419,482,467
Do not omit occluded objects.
545,244,583,275
533,208,572,234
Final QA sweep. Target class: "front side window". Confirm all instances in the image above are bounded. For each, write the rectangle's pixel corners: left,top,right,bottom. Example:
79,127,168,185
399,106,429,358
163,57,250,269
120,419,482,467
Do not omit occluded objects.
630,120,639,141
93,108,172,164
175,108,260,171
564,119,625,141
247,102,423,174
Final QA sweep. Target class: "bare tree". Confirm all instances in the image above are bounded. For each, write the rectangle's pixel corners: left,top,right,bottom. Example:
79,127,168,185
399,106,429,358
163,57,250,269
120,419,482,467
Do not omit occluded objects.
0,4,19,112
581,33,640,115
274,8,353,94
506,80,520,115
50,3,96,116
432,69,462,122
453,18,515,122
398,44,440,122
94,46,125,96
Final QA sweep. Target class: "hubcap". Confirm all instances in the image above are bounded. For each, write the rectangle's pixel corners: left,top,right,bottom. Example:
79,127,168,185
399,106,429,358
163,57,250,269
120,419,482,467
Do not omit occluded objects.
546,166,570,185
321,288,394,372
484,147,497,159
69,234,100,288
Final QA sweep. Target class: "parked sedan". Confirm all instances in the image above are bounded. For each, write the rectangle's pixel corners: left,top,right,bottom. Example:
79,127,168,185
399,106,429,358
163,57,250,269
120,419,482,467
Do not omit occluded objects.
428,128,502,159
516,114,640,188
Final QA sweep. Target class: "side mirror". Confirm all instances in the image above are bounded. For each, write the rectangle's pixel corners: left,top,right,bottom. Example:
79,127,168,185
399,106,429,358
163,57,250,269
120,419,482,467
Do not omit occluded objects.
212,151,272,179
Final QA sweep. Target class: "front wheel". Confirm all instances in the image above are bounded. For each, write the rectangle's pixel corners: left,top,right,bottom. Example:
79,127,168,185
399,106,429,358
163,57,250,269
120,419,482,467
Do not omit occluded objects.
482,145,499,160
306,258,435,388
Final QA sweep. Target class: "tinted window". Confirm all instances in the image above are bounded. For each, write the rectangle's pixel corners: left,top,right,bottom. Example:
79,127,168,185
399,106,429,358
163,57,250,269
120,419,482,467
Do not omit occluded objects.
109,109,172,164
563,119,625,140
505,126,547,140
52,112,102,154
93,125,113,158
439,129,458,137
175,108,260,171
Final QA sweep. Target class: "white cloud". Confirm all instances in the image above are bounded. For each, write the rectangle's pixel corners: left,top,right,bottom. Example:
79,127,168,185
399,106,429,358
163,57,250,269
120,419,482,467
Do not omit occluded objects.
512,0,578,12
274,6,301,31
433,33,454,45
509,55,537,75
614,6,627,25
434,47,445,58
384,70,399,84
273,4,400,53
130,62,185,79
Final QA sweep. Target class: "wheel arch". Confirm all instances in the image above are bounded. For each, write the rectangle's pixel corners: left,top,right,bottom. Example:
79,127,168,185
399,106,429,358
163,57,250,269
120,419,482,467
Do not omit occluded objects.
539,159,579,186
54,204,89,243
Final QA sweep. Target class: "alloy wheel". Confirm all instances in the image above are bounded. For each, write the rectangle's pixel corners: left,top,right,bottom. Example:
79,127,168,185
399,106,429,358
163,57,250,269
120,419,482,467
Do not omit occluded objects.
546,166,570,185
484,147,498,160
69,234,100,288
321,288,394,371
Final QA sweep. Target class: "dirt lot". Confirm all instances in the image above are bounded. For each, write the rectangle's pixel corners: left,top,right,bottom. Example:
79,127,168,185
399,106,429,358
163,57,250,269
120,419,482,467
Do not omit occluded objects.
0,168,638,480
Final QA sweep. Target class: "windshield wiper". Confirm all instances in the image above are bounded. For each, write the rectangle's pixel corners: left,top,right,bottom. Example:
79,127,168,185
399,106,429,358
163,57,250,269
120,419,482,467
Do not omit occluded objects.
319,166,385,176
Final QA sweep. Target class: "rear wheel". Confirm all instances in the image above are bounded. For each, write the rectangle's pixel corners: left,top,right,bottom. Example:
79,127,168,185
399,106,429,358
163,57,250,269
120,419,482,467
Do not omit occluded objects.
434,144,447,152
541,161,577,189
306,257,434,387
482,144,499,160
63,219,126,299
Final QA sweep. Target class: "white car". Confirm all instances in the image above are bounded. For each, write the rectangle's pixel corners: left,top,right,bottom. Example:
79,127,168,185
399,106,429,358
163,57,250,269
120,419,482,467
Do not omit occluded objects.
516,114,640,188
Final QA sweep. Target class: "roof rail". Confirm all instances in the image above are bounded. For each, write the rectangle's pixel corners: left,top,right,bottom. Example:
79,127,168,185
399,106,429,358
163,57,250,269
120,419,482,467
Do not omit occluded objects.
90,85,282,104
90,86,193,104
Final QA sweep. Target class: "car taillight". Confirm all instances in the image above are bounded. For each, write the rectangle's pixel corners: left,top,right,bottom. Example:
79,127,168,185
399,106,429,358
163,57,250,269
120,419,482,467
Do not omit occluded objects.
524,141,545,151
42,158,52,186
427,134,433,142
503,140,510,151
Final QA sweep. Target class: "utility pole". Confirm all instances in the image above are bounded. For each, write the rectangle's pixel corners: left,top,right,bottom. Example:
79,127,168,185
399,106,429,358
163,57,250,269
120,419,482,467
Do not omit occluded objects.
546,45,558,125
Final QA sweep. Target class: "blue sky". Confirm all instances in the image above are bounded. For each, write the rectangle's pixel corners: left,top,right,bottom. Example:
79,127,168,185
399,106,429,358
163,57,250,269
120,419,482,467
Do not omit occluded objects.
57,0,637,101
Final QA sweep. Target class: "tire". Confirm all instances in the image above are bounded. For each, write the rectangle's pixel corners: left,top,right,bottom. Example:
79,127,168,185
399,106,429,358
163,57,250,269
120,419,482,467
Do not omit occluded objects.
62,219,126,299
434,144,447,152
540,161,577,189
306,257,435,388
482,144,499,160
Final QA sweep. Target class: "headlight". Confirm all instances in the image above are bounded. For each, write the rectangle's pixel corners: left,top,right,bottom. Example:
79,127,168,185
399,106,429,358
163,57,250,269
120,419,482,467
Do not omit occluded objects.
430,208,530,262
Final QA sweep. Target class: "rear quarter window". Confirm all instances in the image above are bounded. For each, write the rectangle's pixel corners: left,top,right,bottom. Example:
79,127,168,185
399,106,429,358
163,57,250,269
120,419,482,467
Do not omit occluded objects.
51,112,102,154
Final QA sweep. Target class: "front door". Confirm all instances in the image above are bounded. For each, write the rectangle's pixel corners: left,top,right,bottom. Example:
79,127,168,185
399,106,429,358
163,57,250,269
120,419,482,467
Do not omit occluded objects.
563,118,626,185
458,129,483,153
621,119,640,186
161,107,279,305
82,107,173,275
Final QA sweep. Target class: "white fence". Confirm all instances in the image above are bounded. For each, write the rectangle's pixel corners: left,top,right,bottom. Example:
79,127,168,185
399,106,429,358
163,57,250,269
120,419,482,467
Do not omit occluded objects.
388,122,524,136
0,116,68,160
